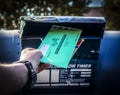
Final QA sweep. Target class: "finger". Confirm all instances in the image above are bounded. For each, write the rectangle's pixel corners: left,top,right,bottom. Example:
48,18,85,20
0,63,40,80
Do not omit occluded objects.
38,64,50,72
27,48,36,50
21,48,36,54
34,50,43,58
37,64,50,73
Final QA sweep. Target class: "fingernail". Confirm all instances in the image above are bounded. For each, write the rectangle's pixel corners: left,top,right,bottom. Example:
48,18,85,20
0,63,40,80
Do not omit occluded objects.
40,55,43,58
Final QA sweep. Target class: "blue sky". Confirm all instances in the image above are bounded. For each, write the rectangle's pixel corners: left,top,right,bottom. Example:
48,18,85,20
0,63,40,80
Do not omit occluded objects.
88,0,104,7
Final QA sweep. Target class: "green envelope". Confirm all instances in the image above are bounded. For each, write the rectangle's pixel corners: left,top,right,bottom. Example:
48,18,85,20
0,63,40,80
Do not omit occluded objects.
38,25,82,68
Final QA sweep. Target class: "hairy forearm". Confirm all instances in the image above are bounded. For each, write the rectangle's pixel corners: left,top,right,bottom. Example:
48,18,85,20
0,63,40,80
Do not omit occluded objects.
0,63,28,95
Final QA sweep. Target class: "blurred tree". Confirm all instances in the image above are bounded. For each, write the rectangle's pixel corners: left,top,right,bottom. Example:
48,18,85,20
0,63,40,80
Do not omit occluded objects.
103,0,120,30
0,0,91,29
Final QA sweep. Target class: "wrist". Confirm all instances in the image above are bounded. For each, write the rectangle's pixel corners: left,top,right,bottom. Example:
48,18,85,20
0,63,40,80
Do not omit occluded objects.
16,61,37,89
19,59,38,72
16,63,29,86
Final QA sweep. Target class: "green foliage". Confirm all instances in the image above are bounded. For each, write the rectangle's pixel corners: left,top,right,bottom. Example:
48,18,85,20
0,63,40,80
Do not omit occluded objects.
0,0,89,29
1,0,120,30
103,0,120,30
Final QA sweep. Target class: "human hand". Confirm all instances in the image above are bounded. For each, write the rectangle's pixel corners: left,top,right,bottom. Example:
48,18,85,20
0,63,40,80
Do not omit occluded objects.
19,48,50,73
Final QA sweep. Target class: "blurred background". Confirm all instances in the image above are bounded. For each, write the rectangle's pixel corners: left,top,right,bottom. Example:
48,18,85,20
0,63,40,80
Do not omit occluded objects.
0,0,120,30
